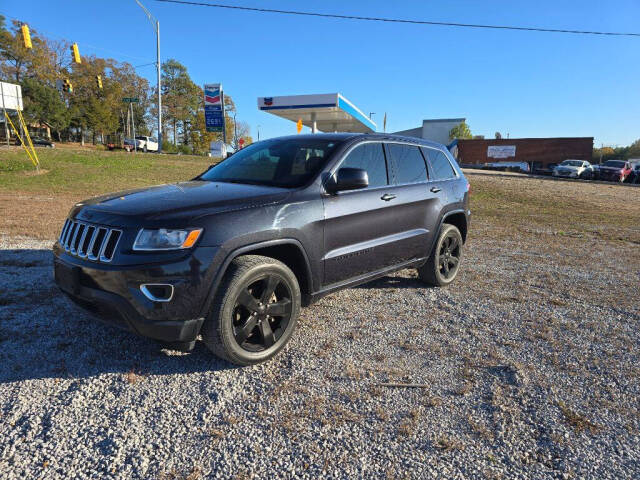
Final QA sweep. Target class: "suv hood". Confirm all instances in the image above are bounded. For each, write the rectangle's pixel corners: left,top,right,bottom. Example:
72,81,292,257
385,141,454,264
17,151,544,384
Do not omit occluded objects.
75,181,290,220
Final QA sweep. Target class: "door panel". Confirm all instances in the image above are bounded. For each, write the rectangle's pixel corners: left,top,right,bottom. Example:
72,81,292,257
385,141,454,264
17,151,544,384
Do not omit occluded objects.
322,142,441,286
322,186,418,285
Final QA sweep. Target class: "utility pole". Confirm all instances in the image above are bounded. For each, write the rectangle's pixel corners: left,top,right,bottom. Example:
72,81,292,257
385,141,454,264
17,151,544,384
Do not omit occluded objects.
233,111,238,150
135,1,162,152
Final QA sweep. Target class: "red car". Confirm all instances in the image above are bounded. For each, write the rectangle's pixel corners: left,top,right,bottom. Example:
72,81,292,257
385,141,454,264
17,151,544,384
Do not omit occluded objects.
597,160,632,182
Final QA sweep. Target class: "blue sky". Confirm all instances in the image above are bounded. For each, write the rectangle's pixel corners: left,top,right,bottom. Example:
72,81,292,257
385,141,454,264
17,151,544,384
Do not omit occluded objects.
5,0,639,146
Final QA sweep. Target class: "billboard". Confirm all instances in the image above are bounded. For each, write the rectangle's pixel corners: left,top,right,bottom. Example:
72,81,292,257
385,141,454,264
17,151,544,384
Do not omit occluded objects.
488,145,516,158
0,82,23,111
204,83,224,133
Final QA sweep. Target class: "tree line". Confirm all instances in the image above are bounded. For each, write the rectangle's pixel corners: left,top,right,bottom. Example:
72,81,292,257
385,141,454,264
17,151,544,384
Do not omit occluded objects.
0,16,251,154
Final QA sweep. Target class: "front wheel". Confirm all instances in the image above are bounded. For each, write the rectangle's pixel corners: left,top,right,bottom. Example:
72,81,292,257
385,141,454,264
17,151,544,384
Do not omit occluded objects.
417,224,464,287
201,255,300,365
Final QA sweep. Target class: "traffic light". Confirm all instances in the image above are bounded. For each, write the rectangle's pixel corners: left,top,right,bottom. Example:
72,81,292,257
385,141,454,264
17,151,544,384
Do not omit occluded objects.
21,24,32,49
63,79,73,93
70,43,81,64
96,75,103,89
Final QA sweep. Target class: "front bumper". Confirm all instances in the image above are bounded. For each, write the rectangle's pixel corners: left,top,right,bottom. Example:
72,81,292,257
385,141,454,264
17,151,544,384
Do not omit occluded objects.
53,244,221,343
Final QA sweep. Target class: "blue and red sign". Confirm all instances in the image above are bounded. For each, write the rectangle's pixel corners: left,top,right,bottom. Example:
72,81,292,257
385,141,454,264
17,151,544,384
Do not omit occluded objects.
204,83,224,133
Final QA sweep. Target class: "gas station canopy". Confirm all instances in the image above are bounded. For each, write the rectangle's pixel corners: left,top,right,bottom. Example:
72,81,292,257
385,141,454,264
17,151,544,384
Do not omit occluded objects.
257,93,376,133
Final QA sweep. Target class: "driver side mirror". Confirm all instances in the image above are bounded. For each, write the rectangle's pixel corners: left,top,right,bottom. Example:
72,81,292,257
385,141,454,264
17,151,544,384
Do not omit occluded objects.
326,167,369,193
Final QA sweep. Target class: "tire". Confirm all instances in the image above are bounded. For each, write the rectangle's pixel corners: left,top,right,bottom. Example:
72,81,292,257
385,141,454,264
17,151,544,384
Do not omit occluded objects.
417,224,464,287
201,255,301,365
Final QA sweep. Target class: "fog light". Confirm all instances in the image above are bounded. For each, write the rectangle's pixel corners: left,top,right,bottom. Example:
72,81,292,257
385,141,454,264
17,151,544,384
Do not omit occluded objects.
140,284,174,302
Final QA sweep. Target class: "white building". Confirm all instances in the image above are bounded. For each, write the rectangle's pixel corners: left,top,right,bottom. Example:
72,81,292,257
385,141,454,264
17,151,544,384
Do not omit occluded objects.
394,118,466,146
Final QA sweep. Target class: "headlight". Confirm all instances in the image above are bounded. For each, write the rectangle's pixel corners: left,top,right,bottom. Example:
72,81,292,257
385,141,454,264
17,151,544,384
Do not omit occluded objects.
133,228,202,251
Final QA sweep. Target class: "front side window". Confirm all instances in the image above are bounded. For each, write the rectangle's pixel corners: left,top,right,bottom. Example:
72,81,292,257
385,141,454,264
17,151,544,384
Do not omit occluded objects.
339,142,388,188
424,148,456,180
386,144,428,184
200,138,340,188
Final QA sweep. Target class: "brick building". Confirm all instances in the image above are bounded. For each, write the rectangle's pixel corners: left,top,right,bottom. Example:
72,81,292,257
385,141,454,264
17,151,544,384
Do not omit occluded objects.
456,137,594,169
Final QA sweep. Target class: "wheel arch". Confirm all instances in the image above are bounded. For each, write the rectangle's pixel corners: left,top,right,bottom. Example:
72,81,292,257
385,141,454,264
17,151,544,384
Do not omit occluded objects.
442,210,468,243
199,239,314,318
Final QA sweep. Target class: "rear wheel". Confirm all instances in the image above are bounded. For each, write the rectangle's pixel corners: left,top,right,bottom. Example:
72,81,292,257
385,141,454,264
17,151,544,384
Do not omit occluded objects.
201,255,300,365
417,224,464,287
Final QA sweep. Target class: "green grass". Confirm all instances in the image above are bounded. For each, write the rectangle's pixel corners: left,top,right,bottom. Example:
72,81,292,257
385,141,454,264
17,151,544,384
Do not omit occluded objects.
0,146,213,196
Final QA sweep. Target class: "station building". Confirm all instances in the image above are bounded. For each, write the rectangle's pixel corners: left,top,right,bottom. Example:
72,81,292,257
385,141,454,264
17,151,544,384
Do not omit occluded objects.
394,118,593,169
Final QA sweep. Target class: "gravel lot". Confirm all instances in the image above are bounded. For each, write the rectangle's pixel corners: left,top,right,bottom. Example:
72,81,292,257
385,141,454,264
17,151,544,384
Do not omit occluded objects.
1,175,639,479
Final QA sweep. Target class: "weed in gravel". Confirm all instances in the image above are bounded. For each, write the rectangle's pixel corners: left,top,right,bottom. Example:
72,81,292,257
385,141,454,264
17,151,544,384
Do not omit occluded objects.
557,401,600,433
455,381,475,396
468,415,494,441
422,395,443,408
124,369,142,384
375,406,390,422
433,434,465,451
208,428,225,443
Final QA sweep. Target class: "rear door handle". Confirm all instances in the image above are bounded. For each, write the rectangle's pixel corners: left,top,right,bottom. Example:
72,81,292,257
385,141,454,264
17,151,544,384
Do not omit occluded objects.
380,194,396,201
430,187,442,193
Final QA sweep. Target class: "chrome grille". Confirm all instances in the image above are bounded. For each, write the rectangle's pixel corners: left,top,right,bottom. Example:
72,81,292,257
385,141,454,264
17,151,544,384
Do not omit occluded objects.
58,219,122,263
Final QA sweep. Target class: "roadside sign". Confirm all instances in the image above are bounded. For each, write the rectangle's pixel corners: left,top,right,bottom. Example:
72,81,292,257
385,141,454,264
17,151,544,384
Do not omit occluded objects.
238,138,245,147
204,83,224,133
122,97,139,103
296,118,303,133
210,140,226,158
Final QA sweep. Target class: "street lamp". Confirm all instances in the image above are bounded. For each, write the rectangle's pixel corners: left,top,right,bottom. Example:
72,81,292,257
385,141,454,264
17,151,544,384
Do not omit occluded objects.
134,0,162,153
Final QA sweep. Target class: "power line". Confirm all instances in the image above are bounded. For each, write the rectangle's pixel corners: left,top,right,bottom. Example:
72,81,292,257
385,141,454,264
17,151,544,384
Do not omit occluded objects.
153,0,640,38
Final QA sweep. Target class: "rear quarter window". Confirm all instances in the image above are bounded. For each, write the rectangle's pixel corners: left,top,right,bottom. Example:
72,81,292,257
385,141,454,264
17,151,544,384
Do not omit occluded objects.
423,148,456,180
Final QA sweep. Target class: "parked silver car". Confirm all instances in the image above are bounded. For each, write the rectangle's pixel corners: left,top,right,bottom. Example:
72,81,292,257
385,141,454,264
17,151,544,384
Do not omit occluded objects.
552,160,594,179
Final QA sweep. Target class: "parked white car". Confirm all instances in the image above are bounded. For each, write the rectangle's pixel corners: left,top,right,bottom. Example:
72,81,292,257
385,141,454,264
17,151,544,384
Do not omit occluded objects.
552,160,594,179
124,136,159,152
134,136,159,152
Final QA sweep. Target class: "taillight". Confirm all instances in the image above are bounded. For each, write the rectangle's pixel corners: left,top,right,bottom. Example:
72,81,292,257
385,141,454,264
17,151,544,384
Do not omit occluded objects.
466,181,471,193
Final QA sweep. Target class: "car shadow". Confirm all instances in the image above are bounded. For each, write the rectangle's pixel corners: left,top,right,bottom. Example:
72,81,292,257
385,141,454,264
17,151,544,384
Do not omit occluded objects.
0,248,238,384
352,273,431,290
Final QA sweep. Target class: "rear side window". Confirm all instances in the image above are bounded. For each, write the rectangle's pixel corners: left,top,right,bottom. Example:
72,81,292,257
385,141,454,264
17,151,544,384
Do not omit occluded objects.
423,148,456,180
340,143,388,188
386,144,428,184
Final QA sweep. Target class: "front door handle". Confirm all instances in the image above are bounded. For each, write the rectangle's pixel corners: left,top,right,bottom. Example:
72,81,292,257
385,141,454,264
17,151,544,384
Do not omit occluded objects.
380,193,396,201
430,187,442,193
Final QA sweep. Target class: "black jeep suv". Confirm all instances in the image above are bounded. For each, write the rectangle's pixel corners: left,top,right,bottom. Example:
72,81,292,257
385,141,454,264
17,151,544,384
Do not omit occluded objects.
53,133,470,365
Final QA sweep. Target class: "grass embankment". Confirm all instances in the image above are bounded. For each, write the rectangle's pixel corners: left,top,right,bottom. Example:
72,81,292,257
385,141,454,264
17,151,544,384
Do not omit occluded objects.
0,146,213,239
0,146,639,245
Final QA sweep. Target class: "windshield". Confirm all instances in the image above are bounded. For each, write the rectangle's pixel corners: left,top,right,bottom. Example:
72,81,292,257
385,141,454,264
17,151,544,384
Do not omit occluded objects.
603,160,625,168
200,138,341,188
561,160,583,167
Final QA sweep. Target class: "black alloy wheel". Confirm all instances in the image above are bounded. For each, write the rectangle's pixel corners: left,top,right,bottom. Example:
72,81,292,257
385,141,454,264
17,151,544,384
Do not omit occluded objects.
417,223,464,287
437,231,462,281
232,274,293,352
201,255,301,365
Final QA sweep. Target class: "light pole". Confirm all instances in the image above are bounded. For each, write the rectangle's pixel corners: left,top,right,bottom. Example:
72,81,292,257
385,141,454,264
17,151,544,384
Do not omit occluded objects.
134,0,162,153
233,111,238,150
257,125,260,141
